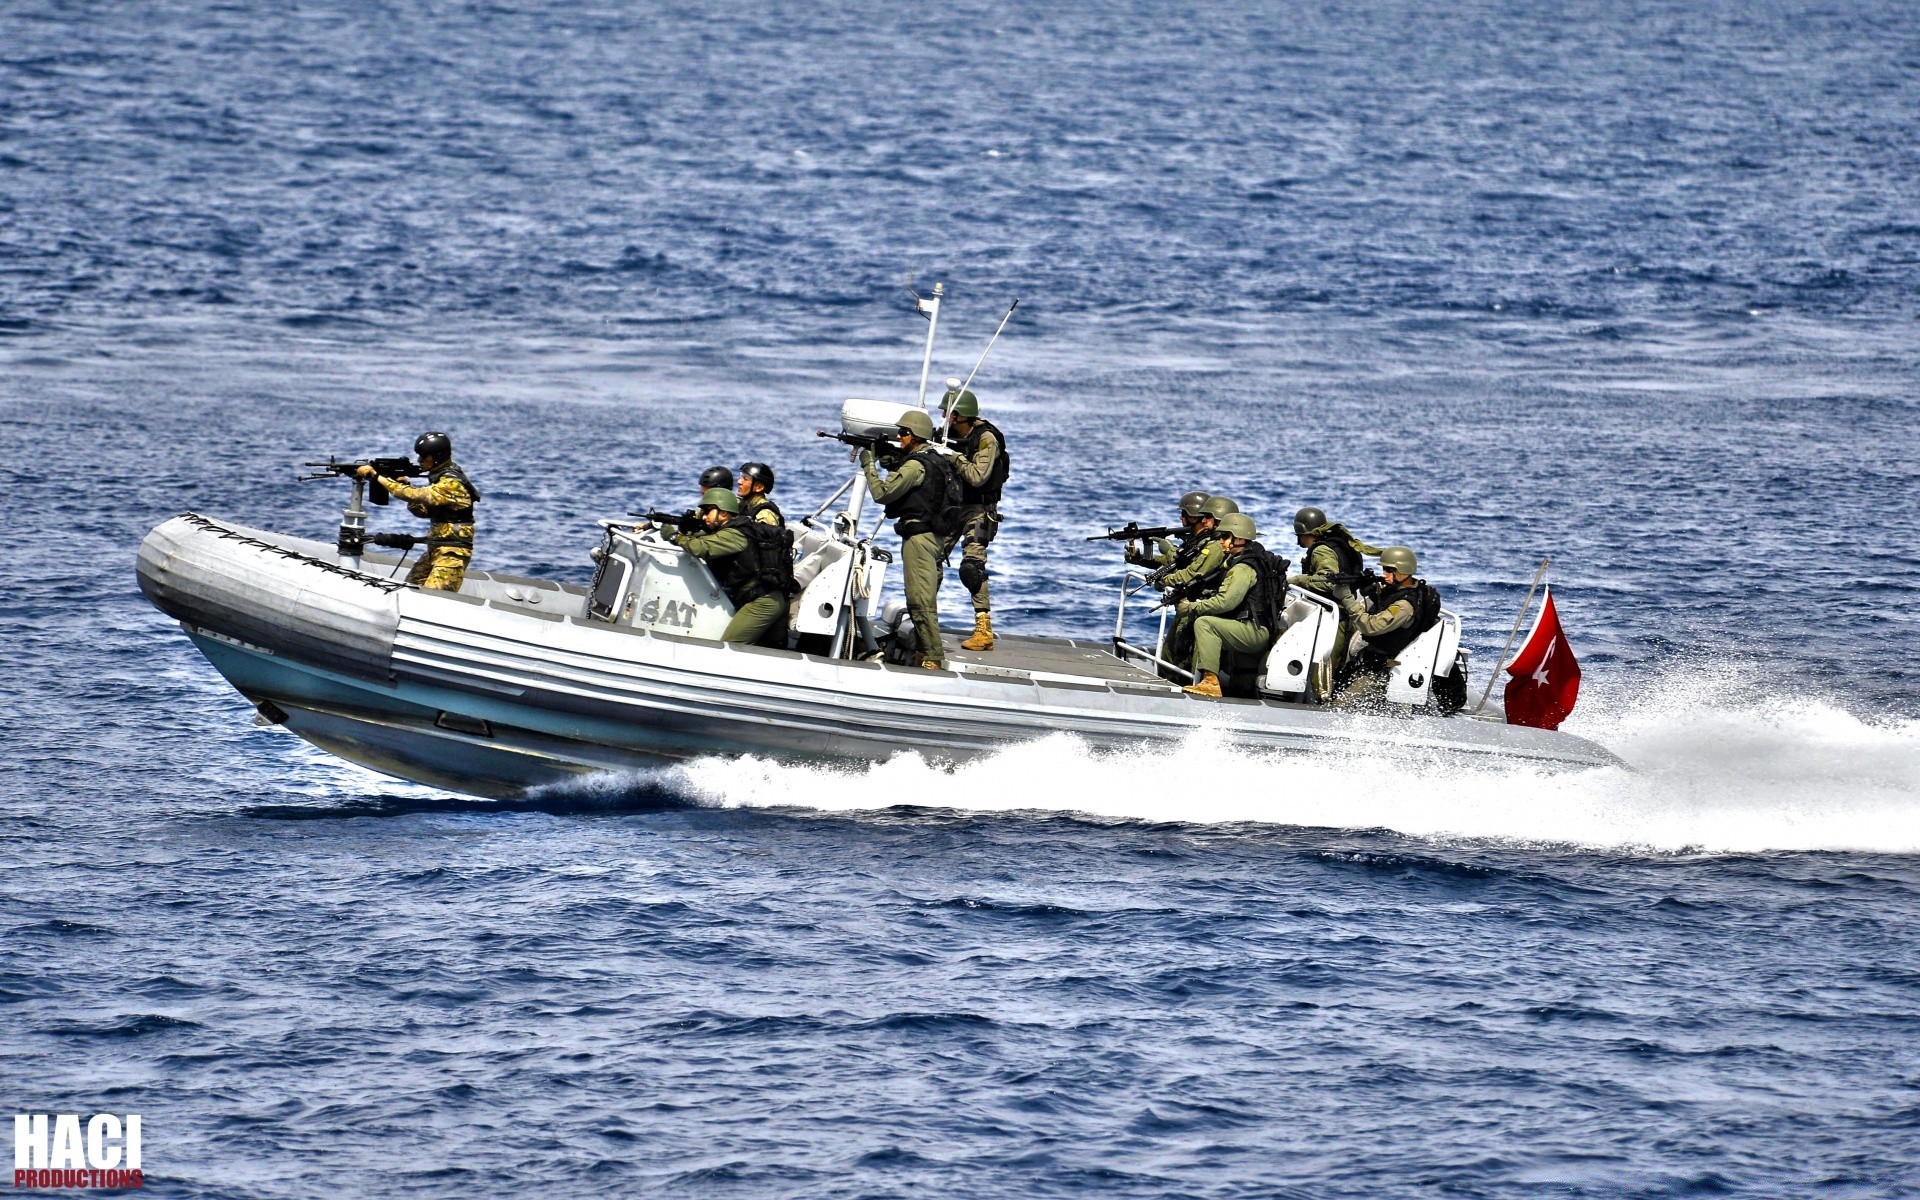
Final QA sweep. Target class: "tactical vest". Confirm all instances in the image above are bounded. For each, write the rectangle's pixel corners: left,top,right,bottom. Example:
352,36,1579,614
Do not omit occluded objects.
1359,579,1443,663
1311,526,1363,583
424,461,479,548
1220,542,1290,633
950,419,1010,506
705,515,796,608
884,449,952,538
746,495,785,527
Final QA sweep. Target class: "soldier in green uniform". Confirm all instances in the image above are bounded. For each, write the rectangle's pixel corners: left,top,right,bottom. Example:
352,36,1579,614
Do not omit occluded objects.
862,409,949,669
359,431,480,592
1287,506,1382,686
735,461,784,527
1336,545,1443,709
1155,494,1237,670
940,387,1009,652
1127,490,1211,571
664,487,790,646
1181,513,1277,698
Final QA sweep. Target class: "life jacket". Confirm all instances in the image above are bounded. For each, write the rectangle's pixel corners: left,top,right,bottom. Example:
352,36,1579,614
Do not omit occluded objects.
949,419,1010,506
1310,524,1365,584
423,461,479,548
1358,578,1443,663
707,515,798,607
1219,542,1291,636
885,449,962,539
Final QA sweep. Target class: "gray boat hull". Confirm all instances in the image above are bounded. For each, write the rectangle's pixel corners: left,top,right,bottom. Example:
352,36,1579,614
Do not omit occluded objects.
138,514,1622,800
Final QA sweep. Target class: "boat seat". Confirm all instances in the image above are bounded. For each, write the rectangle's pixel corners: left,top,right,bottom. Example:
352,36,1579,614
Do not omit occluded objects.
1258,588,1341,699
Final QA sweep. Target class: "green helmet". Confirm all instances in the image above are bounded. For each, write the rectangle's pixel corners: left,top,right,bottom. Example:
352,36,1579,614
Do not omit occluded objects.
699,487,740,514
1200,495,1239,521
1293,506,1327,536
1178,490,1211,517
943,388,979,419
1218,513,1257,541
897,409,936,440
1379,546,1418,575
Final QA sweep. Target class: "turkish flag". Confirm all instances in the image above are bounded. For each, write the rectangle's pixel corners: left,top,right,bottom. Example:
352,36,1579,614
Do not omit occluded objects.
1504,586,1581,730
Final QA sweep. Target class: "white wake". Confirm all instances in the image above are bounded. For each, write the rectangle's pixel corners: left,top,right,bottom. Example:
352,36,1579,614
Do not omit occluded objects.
668,673,1920,855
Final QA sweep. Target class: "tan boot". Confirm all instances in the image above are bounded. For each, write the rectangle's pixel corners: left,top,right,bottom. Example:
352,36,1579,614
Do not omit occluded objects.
921,659,945,670
1183,671,1223,698
960,612,996,651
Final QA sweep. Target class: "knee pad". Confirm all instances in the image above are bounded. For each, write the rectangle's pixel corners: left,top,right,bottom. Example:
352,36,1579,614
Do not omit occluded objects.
959,560,988,592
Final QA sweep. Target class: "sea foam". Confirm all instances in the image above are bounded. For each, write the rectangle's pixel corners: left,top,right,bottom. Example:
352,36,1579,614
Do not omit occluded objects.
668,674,1920,855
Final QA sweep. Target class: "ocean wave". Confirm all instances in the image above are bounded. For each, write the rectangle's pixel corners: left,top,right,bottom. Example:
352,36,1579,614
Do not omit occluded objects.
666,675,1920,855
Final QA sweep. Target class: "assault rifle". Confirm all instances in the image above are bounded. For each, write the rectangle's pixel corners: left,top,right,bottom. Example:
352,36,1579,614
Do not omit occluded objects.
1152,571,1221,608
634,509,702,533
367,532,422,550
815,430,906,468
300,457,421,506
1086,522,1182,543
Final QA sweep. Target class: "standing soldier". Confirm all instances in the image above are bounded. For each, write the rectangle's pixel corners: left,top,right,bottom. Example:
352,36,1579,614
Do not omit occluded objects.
359,431,479,593
1180,513,1282,698
940,387,1009,651
664,488,792,646
863,409,950,670
736,461,783,527
1337,545,1443,707
1155,494,1237,670
1288,506,1382,684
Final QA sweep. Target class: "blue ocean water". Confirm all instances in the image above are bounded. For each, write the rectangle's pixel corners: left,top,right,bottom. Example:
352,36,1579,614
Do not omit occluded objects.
4,0,1920,1195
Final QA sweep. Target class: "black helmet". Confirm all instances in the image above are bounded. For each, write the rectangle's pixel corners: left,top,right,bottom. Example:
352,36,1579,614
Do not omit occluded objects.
414,431,452,462
1178,490,1211,517
1293,506,1328,536
739,461,776,491
699,465,734,491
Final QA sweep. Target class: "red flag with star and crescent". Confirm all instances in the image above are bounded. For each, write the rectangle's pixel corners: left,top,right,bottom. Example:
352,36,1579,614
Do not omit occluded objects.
1504,586,1581,730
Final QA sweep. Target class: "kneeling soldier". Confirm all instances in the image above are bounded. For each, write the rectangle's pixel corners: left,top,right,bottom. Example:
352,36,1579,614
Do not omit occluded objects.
667,487,793,647
1336,545,1443,708
1181,513,1282,698
1129,490,1211,571
359,431,479,592
1157,494,1236,669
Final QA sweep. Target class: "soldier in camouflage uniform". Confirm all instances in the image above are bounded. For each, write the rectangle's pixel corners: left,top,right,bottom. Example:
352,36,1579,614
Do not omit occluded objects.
1335,545,1442,710
1287,506,1381,687
1155,494,1236,670
360,431,479,592
939,387,1008,652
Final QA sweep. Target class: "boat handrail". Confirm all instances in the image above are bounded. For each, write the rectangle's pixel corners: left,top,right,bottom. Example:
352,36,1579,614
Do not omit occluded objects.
1110,567,1195,682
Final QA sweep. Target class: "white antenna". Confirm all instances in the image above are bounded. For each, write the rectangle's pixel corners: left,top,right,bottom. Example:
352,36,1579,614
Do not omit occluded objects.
951,297,1019,412
910,280,944,410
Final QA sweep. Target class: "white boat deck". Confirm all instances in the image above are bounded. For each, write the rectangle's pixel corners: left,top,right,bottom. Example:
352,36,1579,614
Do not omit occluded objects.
943,632,1176,690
